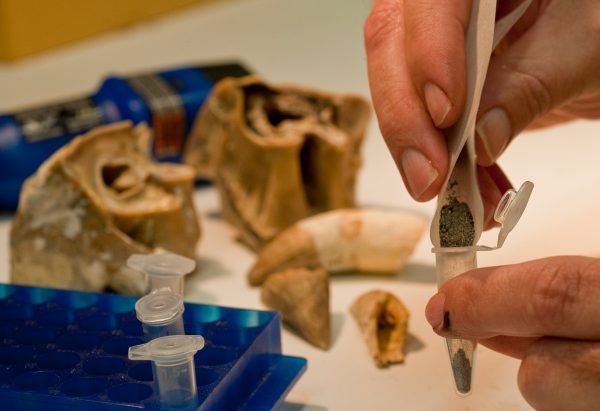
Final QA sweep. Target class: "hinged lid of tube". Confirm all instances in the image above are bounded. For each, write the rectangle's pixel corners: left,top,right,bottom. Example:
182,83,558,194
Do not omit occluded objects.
494,181,534,248
135,288,184,325
127,252,196,278
129,335,205,366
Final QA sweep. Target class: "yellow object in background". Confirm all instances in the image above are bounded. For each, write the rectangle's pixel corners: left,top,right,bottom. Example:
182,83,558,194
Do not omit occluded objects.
0,0,206,60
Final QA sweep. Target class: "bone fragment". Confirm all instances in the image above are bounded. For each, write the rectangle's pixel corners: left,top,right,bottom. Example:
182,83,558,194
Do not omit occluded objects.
350,290,410,367
184,76,371,250
261,268,330,349
10,122,201,295
248,208,426,285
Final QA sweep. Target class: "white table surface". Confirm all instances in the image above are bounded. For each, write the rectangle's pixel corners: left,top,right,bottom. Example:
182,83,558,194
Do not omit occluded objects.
1,1,600,410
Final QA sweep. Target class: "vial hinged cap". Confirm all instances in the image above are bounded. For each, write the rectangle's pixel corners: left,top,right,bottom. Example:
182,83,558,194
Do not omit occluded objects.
135,288,184,325
493,181,534,248
127,252,196,278
129,335,205,366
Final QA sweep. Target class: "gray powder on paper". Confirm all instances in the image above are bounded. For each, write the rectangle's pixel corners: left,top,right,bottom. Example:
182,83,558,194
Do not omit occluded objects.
439,198,475,248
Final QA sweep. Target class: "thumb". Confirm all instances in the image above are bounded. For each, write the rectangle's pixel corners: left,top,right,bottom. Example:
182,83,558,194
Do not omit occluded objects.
475,1,600,165
424,256,600,340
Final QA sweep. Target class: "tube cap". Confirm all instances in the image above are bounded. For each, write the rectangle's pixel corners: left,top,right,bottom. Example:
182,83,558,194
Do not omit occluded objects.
135,288,184,325
127,252,196,278
129,335,205,366
494,181,534,248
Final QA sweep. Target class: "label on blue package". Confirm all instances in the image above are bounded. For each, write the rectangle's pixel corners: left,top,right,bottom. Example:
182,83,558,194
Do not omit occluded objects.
14,97,104,143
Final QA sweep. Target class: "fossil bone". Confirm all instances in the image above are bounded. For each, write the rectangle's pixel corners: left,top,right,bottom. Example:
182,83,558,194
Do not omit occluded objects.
10,121,200,295
184,76,371,250
261,267,330,350
350,290,410,367
248,208,426,286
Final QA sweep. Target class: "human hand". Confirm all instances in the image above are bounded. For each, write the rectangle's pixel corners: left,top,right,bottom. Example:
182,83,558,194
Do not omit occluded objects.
364,0,600,219
425,256,600,410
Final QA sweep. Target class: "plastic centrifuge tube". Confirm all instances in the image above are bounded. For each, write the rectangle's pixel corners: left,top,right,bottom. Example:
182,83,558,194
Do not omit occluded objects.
129,335,205,410
435,250,477,395
136,288,185,341
432,183,534,395
127,252,196,296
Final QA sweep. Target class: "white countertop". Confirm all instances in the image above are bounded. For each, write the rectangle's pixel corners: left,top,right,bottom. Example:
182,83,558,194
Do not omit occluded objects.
2,1,600,409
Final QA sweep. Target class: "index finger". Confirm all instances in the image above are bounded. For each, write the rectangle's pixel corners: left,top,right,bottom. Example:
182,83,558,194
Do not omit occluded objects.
404,0,471,128
364,0,448,201
425,256,600,339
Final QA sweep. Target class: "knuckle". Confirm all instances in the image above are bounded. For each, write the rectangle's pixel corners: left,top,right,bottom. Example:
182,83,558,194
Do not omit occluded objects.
570,341,600,375
409,13,464,52
377,113,403,144
372,90,413,145
503,63,553,119
364,1,401,52
527,261,582,331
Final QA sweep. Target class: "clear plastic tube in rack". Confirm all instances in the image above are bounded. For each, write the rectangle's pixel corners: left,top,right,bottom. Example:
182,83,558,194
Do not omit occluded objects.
129,335,205,410
127,252,196,296
135,288,185,341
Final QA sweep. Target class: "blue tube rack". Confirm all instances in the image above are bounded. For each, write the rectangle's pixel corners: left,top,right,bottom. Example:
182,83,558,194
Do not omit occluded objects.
0,284,306,410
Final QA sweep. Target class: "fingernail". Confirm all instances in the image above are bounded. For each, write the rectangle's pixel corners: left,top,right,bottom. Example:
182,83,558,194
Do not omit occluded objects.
424,82,452,127
400,148,438,199
425,292,446,329
476,108,511,163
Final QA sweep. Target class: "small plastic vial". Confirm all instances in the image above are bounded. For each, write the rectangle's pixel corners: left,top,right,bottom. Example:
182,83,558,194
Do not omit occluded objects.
135,288,185,341
129,335,205,410
127,252,196,296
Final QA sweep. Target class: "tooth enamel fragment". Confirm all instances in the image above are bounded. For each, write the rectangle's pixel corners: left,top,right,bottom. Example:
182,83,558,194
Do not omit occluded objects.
261,267,330,350
248,208,426,286
351,290,410,367
10,122,201,295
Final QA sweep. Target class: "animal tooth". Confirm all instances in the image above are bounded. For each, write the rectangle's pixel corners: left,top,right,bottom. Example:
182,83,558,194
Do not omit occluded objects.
248,208,426,285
